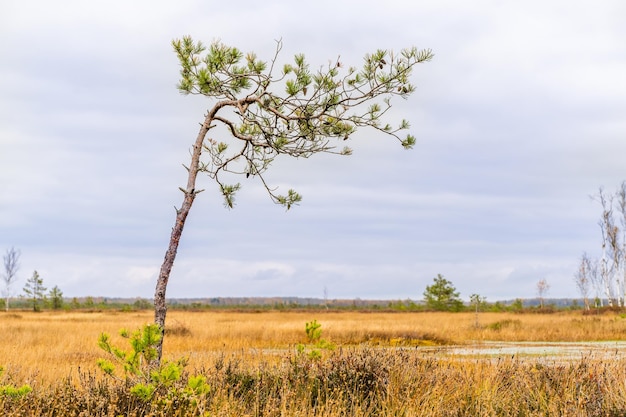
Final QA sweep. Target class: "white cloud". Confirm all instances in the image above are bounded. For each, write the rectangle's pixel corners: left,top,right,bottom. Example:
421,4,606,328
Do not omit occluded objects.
1,0,625,301
125,266,159,285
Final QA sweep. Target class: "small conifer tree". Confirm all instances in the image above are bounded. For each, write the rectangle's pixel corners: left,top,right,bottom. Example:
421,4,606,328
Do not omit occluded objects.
49,285,64,310
23,270,47,312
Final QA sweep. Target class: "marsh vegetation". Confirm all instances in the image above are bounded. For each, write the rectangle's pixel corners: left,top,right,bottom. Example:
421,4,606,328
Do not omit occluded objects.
3,310,626,416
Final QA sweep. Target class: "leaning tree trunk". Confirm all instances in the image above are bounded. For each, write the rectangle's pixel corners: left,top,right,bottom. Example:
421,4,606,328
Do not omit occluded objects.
153,113,213,363
153,98,252,363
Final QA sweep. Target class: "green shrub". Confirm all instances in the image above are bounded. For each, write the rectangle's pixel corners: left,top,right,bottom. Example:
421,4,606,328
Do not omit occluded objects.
0,384,32,399
96,324,210,407
300,320,335,359
305,319,322,342
486,319,522,331
0,366,31,399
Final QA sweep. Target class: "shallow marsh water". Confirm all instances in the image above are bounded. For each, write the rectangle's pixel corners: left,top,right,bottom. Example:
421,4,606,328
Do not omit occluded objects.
429,341,626,361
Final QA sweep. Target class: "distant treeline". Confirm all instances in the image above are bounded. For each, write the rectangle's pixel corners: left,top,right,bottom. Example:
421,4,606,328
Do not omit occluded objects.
0,295,610,313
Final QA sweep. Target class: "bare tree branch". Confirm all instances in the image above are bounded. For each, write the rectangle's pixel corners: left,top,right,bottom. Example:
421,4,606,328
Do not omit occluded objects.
2,246,21,312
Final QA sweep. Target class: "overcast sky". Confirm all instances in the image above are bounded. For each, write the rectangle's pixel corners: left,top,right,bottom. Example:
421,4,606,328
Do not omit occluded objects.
1,1,625,301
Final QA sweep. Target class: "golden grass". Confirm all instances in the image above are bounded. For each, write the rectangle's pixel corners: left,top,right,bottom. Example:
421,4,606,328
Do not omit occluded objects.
4,309,626,415
2,309,626,384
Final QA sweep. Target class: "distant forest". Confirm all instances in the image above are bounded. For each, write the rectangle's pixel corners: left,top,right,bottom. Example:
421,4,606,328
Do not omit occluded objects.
1,295,599,312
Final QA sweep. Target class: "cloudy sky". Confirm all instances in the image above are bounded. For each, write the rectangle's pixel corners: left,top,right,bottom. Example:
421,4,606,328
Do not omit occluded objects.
1,1,625,301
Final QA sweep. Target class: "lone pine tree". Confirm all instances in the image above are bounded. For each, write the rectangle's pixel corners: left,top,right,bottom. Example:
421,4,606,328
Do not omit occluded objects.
154,36,433,362
423,274,463,312
23,270,46,312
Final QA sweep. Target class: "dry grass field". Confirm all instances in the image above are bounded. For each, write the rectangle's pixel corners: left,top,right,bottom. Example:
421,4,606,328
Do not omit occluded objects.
2,309,626,383
4,309,626,416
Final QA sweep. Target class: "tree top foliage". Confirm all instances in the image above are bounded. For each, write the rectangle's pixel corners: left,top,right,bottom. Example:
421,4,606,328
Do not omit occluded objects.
423,274,463,312
171,36,433,209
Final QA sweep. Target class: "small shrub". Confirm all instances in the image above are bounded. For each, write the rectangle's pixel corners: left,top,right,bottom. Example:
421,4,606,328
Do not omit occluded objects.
165,320,192,337
300,320,335,359
97,324,162,383
305,320,322,343
0,366,31,399
0,384,32,398
96,324,209,408
486,319,522,331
